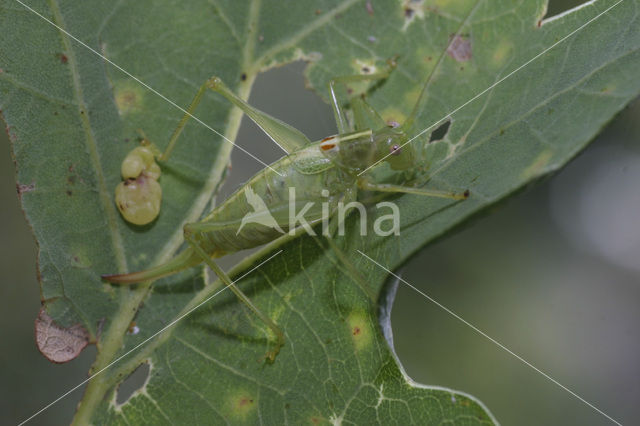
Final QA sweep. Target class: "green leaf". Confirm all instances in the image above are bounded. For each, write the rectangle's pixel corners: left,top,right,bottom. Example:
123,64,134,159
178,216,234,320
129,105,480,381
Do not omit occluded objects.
1,0,639,424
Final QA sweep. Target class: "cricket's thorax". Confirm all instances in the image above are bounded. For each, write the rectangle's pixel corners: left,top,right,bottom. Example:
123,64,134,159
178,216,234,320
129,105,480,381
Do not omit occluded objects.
194,143,356,254
319,126,414,173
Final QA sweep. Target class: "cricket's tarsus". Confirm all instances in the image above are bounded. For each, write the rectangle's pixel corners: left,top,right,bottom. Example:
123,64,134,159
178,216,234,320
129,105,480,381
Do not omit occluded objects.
106,59,469,361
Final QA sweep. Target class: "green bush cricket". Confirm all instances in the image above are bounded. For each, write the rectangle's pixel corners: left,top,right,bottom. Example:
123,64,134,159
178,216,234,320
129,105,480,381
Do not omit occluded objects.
103,58,469,361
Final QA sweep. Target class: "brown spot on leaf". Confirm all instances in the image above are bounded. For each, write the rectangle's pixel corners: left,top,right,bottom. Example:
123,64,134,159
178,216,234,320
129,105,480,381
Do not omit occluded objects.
115,84,144,115
447,34,472,62
35,308,89,363
347,312,371,350
238,397,254,407
56,53,68,64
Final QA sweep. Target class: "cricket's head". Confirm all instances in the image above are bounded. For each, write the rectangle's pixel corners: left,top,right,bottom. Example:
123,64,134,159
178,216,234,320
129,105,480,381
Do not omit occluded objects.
320,126,415,174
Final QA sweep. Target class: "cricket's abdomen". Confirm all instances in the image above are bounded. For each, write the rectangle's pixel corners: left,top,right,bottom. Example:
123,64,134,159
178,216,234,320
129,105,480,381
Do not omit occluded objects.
194,143,356,254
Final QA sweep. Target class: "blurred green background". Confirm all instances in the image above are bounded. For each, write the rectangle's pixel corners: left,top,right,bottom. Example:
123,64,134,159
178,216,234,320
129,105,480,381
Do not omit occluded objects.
2,1,638,424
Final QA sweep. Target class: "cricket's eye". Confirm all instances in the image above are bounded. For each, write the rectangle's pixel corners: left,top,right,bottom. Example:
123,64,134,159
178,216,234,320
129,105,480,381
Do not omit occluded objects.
390,144,402,155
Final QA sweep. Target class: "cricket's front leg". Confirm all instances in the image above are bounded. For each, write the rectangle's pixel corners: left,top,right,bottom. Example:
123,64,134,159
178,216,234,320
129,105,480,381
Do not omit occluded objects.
320,214,377,302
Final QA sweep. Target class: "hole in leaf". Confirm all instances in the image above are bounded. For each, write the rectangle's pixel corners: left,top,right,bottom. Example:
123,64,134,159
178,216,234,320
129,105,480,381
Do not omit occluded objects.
429,119,451,142
116,362,150,405
539,0,590,25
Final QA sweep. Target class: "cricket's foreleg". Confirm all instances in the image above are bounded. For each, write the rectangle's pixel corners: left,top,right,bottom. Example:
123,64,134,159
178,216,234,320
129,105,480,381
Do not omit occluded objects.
322,215,377,302
328,57,398,134
205,76,310,154
358,180,470,200
183,226,285,362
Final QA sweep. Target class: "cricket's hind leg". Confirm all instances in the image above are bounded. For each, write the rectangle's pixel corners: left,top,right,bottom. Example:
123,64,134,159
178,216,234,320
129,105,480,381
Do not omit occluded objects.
102,247,201,284
183,222,285,362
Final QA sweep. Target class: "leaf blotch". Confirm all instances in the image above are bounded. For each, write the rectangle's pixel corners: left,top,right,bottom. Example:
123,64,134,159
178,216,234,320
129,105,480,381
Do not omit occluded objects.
521,150,554,180
114,82,144,115
347,311,372,351
401,0,425,29
366,0,374,16
380,107,407,126
226,391,257,420
447,34,472,62
56,52,68,64
491,40,513,69
35,308,89,363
